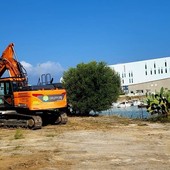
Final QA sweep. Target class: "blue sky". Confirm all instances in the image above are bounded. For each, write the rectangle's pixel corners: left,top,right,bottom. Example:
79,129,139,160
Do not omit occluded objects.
0,0,170,84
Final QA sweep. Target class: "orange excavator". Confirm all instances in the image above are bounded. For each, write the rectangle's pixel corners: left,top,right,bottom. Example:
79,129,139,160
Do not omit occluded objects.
0,43,68,129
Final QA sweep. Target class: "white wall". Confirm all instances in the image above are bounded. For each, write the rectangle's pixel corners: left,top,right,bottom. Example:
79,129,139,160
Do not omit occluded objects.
109,57,170,86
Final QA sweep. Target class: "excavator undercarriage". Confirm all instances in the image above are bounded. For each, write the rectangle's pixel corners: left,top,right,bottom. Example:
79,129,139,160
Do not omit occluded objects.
0,110,68,129
0,111,42,129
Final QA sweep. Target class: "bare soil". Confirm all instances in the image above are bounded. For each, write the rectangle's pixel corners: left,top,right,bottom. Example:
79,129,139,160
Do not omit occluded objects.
0,116,169,170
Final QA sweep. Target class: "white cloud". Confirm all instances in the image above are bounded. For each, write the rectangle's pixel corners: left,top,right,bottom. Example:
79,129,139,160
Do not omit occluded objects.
20,61,65,84
35,61,64,76
20,61,33,73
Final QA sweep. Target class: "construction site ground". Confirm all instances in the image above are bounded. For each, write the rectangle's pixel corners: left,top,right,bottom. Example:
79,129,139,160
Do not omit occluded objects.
0,116,170,170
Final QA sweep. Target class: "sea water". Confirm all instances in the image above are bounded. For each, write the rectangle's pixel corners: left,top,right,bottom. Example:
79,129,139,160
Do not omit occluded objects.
92,106,149,119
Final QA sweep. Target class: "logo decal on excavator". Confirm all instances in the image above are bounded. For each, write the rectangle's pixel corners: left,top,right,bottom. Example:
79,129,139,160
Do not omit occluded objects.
42,95,49,101
33,93,64,102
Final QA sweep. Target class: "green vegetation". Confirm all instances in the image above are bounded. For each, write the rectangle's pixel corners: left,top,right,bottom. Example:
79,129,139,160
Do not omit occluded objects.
46,134,55,137
146,87,170,121
14,129,24,139
63,61,121,115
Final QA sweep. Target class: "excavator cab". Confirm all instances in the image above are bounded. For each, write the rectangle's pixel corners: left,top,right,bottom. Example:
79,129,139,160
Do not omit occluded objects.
0,79,22,107
0,80,14,107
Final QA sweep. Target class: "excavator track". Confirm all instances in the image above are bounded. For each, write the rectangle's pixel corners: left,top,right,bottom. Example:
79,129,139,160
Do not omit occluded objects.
0,111,42,129
54,112,68,125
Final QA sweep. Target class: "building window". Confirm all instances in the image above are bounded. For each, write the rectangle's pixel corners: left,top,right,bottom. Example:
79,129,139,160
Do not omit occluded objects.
131,79,133,83
154,70,156,74
145,63,147,69
145,71,147,75
154,63,156,68
122,79,124,84
165,61,167,67
131,72,133,77
129,72,131,77
161,68,163,74
158,68,160,74
129,79,131,83
150,69,152,75
165,68,167,73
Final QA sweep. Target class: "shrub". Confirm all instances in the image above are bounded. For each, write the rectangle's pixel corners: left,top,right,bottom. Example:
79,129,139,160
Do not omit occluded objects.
146,87,170,118
63,61,121,115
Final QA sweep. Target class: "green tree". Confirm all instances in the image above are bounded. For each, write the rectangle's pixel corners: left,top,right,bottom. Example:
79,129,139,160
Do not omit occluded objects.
63,61,121,115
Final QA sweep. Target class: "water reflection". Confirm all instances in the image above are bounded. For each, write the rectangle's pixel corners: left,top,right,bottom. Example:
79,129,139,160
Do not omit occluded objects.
92,106,149,119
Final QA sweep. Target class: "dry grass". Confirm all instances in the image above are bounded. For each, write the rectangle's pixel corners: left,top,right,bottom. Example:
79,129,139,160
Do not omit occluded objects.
45,115,141,132
0,116,169,170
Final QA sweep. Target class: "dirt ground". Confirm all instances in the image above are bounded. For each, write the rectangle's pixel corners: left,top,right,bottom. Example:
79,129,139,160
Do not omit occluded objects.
0,116,169,170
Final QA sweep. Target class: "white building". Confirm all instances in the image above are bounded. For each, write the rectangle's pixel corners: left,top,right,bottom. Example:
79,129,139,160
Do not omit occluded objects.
109,57,170,94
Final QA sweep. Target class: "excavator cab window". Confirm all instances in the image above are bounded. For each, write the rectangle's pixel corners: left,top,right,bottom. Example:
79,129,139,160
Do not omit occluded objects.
0,83,4,104
12,82,19,91
0,81,13,106
0,82,12,95
0,83,4,95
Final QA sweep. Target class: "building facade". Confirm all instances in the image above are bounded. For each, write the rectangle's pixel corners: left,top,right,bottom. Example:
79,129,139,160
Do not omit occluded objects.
109,57,170,95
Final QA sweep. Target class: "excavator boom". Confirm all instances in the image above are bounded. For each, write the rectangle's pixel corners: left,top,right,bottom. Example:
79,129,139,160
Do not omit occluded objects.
0,43,27,85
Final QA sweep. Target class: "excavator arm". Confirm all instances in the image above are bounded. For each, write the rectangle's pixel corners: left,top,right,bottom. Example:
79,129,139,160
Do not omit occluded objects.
0,43,28,85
